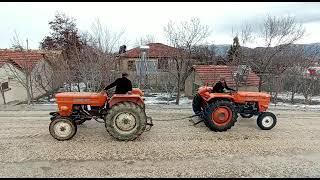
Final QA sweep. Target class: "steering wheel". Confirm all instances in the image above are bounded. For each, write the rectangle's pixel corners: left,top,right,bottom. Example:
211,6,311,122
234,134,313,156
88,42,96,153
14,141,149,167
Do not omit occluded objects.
225,90,237,94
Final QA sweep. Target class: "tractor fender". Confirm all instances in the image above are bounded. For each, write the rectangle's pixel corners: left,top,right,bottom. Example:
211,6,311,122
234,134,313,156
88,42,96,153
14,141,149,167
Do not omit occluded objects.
108,94,144,108
206,93,234,103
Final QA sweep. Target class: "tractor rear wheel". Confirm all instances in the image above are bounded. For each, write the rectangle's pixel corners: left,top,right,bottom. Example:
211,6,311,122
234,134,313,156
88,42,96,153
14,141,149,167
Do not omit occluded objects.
203,101,238,131
49,117,77,141
104,102,147,141
257,112,277,130
192,93,205,115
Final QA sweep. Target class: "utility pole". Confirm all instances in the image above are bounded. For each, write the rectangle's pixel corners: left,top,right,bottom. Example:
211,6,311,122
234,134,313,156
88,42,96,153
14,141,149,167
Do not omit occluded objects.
26,38,29,51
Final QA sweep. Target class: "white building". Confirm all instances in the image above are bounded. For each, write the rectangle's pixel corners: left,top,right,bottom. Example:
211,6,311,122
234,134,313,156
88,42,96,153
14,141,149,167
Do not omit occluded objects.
0,49,59,104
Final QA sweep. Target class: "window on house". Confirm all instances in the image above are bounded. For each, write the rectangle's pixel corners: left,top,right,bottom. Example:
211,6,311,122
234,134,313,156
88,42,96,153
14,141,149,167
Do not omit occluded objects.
1,82,10,92
128,61,136,71
157,58,169,71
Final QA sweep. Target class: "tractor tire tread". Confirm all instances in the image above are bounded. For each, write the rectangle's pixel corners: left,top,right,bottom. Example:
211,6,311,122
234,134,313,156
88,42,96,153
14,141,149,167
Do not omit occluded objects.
105,102,147,141
203,100,238,132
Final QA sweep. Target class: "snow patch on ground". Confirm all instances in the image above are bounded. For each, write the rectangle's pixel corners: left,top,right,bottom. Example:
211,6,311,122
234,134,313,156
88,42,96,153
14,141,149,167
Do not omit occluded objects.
270,102,320,111
276,92,320,101
144,93,192,105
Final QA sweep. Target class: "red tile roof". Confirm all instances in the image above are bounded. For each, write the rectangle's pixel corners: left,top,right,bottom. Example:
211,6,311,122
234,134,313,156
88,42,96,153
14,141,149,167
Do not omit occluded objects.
121,43,179,58
194,65,260,87
0,49,45,70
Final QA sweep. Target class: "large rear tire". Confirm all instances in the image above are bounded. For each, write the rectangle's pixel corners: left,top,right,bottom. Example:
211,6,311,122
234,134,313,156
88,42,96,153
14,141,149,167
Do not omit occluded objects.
203,101,238,131
104,102,147,141
49,118,77,141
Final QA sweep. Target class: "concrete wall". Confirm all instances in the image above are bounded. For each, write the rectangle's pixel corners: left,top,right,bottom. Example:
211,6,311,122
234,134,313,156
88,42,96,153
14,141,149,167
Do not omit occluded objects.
185,71,196,97
0,63,28,104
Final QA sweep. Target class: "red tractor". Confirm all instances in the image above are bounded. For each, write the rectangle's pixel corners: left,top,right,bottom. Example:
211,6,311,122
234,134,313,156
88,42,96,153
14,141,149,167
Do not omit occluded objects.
192,86,277,131
49,88,153,141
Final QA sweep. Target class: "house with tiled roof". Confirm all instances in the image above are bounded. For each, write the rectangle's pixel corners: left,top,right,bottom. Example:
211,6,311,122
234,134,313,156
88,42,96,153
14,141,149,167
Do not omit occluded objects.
0,49,60,104
184,65,260,97
117,43,182,87
118,43,179,72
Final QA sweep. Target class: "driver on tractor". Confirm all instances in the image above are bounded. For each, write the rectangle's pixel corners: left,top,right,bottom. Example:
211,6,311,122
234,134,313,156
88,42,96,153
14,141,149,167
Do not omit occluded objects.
211,76,236,93
101,72,132,94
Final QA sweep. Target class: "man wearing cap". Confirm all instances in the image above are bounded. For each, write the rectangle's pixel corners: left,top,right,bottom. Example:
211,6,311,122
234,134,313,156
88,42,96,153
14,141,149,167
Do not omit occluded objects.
102,73,132,94
211,76,236,93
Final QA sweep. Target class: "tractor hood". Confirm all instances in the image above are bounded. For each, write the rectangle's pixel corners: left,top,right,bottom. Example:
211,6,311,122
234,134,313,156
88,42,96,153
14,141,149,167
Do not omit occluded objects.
233,91,271,112
55,92,107,99
235,91,271,98
55,92,108,106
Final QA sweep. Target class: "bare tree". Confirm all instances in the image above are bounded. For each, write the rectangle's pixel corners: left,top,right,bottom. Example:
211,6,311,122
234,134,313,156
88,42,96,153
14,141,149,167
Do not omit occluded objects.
90,18,127,54
40,12,84,92
72,45,115,92
191,45,216,65
237,15,305,92
32,51,65,101
295,47,320,104
134,34,156,47
284,66,308,104
40,14,127,93
159,73,177,104
225,23,254,91
67,19,127,93
7,32,35,104
299,75,319,104
163,17,211,104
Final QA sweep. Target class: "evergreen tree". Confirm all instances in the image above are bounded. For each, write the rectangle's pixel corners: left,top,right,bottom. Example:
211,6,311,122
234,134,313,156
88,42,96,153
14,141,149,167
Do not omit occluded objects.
227,36,241,64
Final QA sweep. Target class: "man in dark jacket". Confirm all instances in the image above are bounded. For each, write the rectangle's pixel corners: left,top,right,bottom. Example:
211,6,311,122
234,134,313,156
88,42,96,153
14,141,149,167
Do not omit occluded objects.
211,77,236,93
102,73,132,94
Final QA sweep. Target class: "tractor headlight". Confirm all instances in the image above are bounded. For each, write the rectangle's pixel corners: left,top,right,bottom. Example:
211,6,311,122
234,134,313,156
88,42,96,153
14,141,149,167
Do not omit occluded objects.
60,106,69,111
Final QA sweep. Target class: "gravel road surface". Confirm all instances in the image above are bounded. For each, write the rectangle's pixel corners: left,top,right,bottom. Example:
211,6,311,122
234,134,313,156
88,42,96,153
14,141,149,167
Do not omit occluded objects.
0,104,319,177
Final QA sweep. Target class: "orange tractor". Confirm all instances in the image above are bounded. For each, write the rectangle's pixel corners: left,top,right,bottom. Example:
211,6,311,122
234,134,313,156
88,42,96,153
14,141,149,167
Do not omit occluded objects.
192,86,277,131
49,88,153,141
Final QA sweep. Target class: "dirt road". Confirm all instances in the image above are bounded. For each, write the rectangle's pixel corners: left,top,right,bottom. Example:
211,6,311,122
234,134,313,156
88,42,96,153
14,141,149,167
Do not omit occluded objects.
0,104,319,177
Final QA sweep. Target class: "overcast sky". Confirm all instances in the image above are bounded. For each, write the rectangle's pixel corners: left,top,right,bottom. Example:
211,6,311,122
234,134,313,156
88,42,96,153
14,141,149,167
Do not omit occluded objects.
1,2,320,50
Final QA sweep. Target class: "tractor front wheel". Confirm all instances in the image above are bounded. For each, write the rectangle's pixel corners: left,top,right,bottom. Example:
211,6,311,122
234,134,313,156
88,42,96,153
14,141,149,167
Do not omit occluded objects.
203,101,238,131
257,112,277,130
49,118,77,141
104,102,147,141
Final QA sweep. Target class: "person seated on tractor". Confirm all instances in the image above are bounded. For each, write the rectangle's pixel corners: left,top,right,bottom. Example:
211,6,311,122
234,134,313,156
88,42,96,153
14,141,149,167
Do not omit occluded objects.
211,76,236,93
102,73,133,94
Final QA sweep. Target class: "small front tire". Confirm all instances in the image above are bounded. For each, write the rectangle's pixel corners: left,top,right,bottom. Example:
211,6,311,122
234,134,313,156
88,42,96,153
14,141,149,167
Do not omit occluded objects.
257,112,277,130
49,118,77,141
